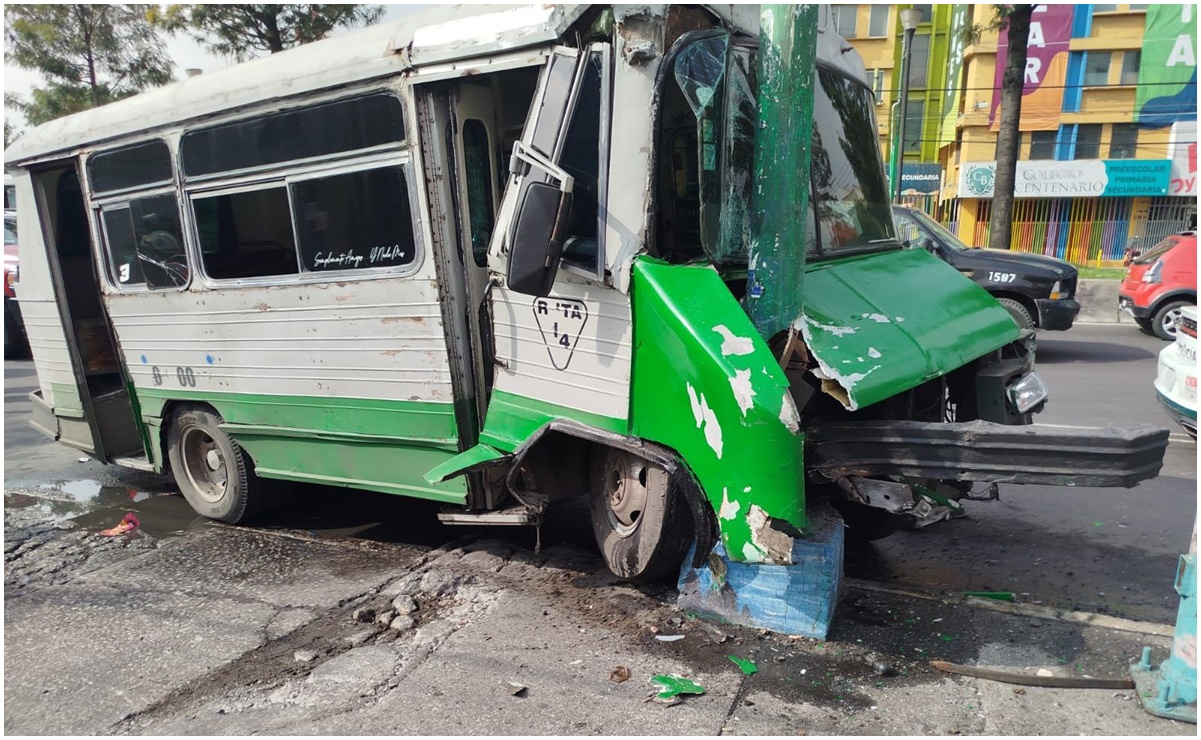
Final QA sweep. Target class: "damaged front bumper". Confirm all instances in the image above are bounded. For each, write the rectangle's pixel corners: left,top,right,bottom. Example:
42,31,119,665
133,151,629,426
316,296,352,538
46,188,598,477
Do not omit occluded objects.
806,419,1169,488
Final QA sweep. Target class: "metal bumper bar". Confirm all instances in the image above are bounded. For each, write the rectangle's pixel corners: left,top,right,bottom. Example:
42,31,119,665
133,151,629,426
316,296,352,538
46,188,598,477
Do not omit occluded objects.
806,419,1169,488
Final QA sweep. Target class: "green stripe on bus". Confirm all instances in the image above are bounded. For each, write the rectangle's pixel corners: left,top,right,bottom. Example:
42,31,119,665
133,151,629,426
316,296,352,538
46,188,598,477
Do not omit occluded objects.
478,389,627,451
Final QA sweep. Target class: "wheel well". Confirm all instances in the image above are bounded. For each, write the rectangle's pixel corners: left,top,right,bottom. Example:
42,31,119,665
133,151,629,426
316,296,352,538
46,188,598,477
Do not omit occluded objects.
989,291,1037,326
1149,292,1196,317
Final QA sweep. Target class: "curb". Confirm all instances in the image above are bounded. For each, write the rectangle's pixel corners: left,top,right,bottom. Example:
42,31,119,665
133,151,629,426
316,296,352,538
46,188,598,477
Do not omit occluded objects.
1074,279,1131,325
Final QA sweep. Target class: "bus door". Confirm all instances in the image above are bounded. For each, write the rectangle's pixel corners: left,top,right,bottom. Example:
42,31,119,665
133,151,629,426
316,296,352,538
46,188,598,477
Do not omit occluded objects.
449,82,503,428
25,160,145,464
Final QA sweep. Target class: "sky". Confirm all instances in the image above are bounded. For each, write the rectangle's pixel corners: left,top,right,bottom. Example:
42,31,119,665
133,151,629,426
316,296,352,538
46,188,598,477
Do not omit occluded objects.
3,4,428,133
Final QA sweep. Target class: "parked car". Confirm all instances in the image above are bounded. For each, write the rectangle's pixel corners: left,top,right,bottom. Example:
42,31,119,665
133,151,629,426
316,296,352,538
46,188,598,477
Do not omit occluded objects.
892,205,1080,332
1118,232,1197,340
1154,305,1197,438
4,211,30,359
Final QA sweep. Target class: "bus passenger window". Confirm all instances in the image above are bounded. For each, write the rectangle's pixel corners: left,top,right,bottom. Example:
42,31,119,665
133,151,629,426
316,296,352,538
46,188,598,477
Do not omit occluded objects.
194,186,300,280
101,195,189,289
291,166,417,272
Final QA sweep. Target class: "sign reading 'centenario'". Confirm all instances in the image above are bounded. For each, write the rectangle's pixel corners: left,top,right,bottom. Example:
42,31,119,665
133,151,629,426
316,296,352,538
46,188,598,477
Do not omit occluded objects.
957,160,1173,199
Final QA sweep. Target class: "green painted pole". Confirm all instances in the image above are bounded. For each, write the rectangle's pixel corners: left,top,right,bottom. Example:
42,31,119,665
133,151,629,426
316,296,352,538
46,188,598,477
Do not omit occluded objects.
747,3,818,340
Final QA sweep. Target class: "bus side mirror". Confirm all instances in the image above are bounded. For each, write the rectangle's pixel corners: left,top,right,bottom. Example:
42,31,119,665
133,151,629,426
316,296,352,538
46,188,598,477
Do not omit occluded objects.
508,182,573,297
506,141,575,297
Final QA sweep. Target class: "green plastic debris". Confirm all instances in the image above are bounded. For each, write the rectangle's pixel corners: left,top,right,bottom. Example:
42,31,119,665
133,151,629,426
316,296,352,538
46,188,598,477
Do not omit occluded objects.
650,674,705,702
963,591,1016,602
1093,521,1104,527
728,655,758,675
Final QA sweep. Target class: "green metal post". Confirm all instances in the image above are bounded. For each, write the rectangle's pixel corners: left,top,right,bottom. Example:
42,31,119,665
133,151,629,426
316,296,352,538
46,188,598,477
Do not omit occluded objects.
746,3,818,340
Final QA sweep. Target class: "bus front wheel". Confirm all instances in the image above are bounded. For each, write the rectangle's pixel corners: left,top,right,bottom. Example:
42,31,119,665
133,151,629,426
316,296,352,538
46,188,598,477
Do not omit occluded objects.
589,448,692,583
167,405,264,524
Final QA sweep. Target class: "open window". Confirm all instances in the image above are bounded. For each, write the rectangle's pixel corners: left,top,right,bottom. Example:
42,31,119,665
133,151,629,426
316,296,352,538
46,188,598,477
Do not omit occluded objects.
503,43,611,296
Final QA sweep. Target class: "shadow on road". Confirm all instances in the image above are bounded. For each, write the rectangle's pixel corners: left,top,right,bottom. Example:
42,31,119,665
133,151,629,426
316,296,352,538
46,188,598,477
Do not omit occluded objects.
1035,339,1157,364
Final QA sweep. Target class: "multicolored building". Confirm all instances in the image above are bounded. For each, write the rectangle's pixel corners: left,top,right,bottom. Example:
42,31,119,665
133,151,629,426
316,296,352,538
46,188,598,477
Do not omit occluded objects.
837,3,1198,265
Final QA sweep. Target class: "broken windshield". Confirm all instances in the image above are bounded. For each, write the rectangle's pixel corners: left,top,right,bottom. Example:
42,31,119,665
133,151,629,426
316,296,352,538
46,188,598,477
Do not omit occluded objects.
669,41,896,265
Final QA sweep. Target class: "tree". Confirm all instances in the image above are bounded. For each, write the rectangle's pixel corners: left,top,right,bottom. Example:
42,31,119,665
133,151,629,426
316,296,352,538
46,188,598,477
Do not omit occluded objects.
4,5,173,126
987,5,1035,251
151,5,385,62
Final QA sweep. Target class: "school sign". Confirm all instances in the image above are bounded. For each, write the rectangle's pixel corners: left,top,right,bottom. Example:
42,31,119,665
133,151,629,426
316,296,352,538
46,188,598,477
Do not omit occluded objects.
958,160,1173,199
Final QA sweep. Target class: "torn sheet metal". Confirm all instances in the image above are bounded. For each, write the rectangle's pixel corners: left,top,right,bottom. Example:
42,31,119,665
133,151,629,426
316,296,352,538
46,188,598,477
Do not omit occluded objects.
796,248,1020,411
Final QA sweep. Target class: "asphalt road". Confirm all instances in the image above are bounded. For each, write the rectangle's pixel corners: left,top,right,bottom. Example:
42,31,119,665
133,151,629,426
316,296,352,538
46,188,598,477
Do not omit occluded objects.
3,323,1196,624
4,323,1195,736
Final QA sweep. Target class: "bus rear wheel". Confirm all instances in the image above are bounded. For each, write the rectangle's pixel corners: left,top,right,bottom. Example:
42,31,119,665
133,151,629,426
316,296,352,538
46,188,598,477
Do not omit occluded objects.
167,405,264,524
589,448,692,583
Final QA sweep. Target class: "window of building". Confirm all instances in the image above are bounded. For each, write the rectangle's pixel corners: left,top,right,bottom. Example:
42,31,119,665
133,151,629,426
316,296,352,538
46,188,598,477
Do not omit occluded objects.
291,166,417,273
1109,124,1138,158
1120,51,1141,85
1092,4,1118,12
1127,4,1148,10
89,140,173,194
101,195,189,289
910,4,932,22
194,186,300,280
180,94,406,178
1074,124,1102,159
1083,52,1110,86
868,5,889,36
902,99,924,153
908,34,931,87
1028,130,1057,159
834,5,858,38
874,69,886,102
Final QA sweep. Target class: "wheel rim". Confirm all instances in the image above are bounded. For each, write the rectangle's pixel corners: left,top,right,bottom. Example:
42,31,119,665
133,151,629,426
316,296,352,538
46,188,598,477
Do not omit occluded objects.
1161,307,1183,337
603,454,649,538
180,425,228,504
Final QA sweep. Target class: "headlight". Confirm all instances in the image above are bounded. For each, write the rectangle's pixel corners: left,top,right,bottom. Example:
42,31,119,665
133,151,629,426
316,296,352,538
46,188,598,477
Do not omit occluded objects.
1049,280,1064,300
1007,371,1048,414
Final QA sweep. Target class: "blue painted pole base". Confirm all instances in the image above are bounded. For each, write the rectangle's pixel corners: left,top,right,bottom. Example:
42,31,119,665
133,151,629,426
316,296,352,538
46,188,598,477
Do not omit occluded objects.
677,513,844,639
1130,549,1197,724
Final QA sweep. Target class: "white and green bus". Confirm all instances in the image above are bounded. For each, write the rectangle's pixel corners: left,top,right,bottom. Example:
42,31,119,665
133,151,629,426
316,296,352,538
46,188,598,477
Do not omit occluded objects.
6,4,1166,582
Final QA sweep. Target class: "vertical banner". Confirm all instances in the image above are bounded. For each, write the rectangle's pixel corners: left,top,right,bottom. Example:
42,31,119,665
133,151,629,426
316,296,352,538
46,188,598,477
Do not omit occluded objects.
990,4,1075,131
1135,5,1198,126
940,5,968,148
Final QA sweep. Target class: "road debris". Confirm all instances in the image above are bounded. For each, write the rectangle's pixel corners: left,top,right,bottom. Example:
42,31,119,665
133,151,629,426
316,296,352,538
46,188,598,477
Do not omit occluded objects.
931,661,1134,689
98,513,139,537
649,675,705,704
872,660,896,677
964,591,1015,602
655,635,685,642
728,655,758,675
610,666,630,683
503,681,527,697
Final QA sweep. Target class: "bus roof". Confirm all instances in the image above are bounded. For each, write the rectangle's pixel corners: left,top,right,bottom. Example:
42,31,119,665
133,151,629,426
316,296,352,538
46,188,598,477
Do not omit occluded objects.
4,4,585,166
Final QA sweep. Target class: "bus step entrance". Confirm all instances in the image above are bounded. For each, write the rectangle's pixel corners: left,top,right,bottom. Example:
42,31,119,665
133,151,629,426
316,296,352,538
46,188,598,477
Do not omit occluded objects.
437,504,534,526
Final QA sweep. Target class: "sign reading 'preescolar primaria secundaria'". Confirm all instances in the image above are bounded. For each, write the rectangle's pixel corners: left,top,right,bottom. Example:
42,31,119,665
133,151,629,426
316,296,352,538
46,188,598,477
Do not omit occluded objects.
957,159,1173,199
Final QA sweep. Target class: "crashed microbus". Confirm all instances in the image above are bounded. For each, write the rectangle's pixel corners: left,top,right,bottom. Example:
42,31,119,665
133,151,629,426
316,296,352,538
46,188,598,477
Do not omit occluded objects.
6,4,1167,583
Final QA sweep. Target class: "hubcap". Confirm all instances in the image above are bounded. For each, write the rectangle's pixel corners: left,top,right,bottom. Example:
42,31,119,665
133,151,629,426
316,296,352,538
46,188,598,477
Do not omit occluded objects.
181,426,228,504
1162,308,1183,337
603,454,649,538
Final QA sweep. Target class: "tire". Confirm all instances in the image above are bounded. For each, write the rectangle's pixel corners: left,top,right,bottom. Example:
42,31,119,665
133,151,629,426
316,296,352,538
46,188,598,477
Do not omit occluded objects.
1134,316,1155,334
831,499,906,543
996,297,1035,332
589,448,693,582
1151,299,1191,341
167,405,265,524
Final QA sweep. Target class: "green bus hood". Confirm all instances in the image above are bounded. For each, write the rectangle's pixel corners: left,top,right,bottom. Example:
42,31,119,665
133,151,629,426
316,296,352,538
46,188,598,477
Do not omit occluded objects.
797,247,1021,411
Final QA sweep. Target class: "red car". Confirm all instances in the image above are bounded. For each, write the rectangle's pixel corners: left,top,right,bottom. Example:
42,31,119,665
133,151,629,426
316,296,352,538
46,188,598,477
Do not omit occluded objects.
1119,233,1197,340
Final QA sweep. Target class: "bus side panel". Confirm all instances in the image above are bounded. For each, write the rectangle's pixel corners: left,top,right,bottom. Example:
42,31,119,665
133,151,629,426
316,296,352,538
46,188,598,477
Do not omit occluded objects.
13,171,97,452
103,274,467,502
482,279,632,449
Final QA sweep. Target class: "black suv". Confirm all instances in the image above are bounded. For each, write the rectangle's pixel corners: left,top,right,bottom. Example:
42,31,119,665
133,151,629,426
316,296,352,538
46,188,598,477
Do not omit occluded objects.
893,205,1080,332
